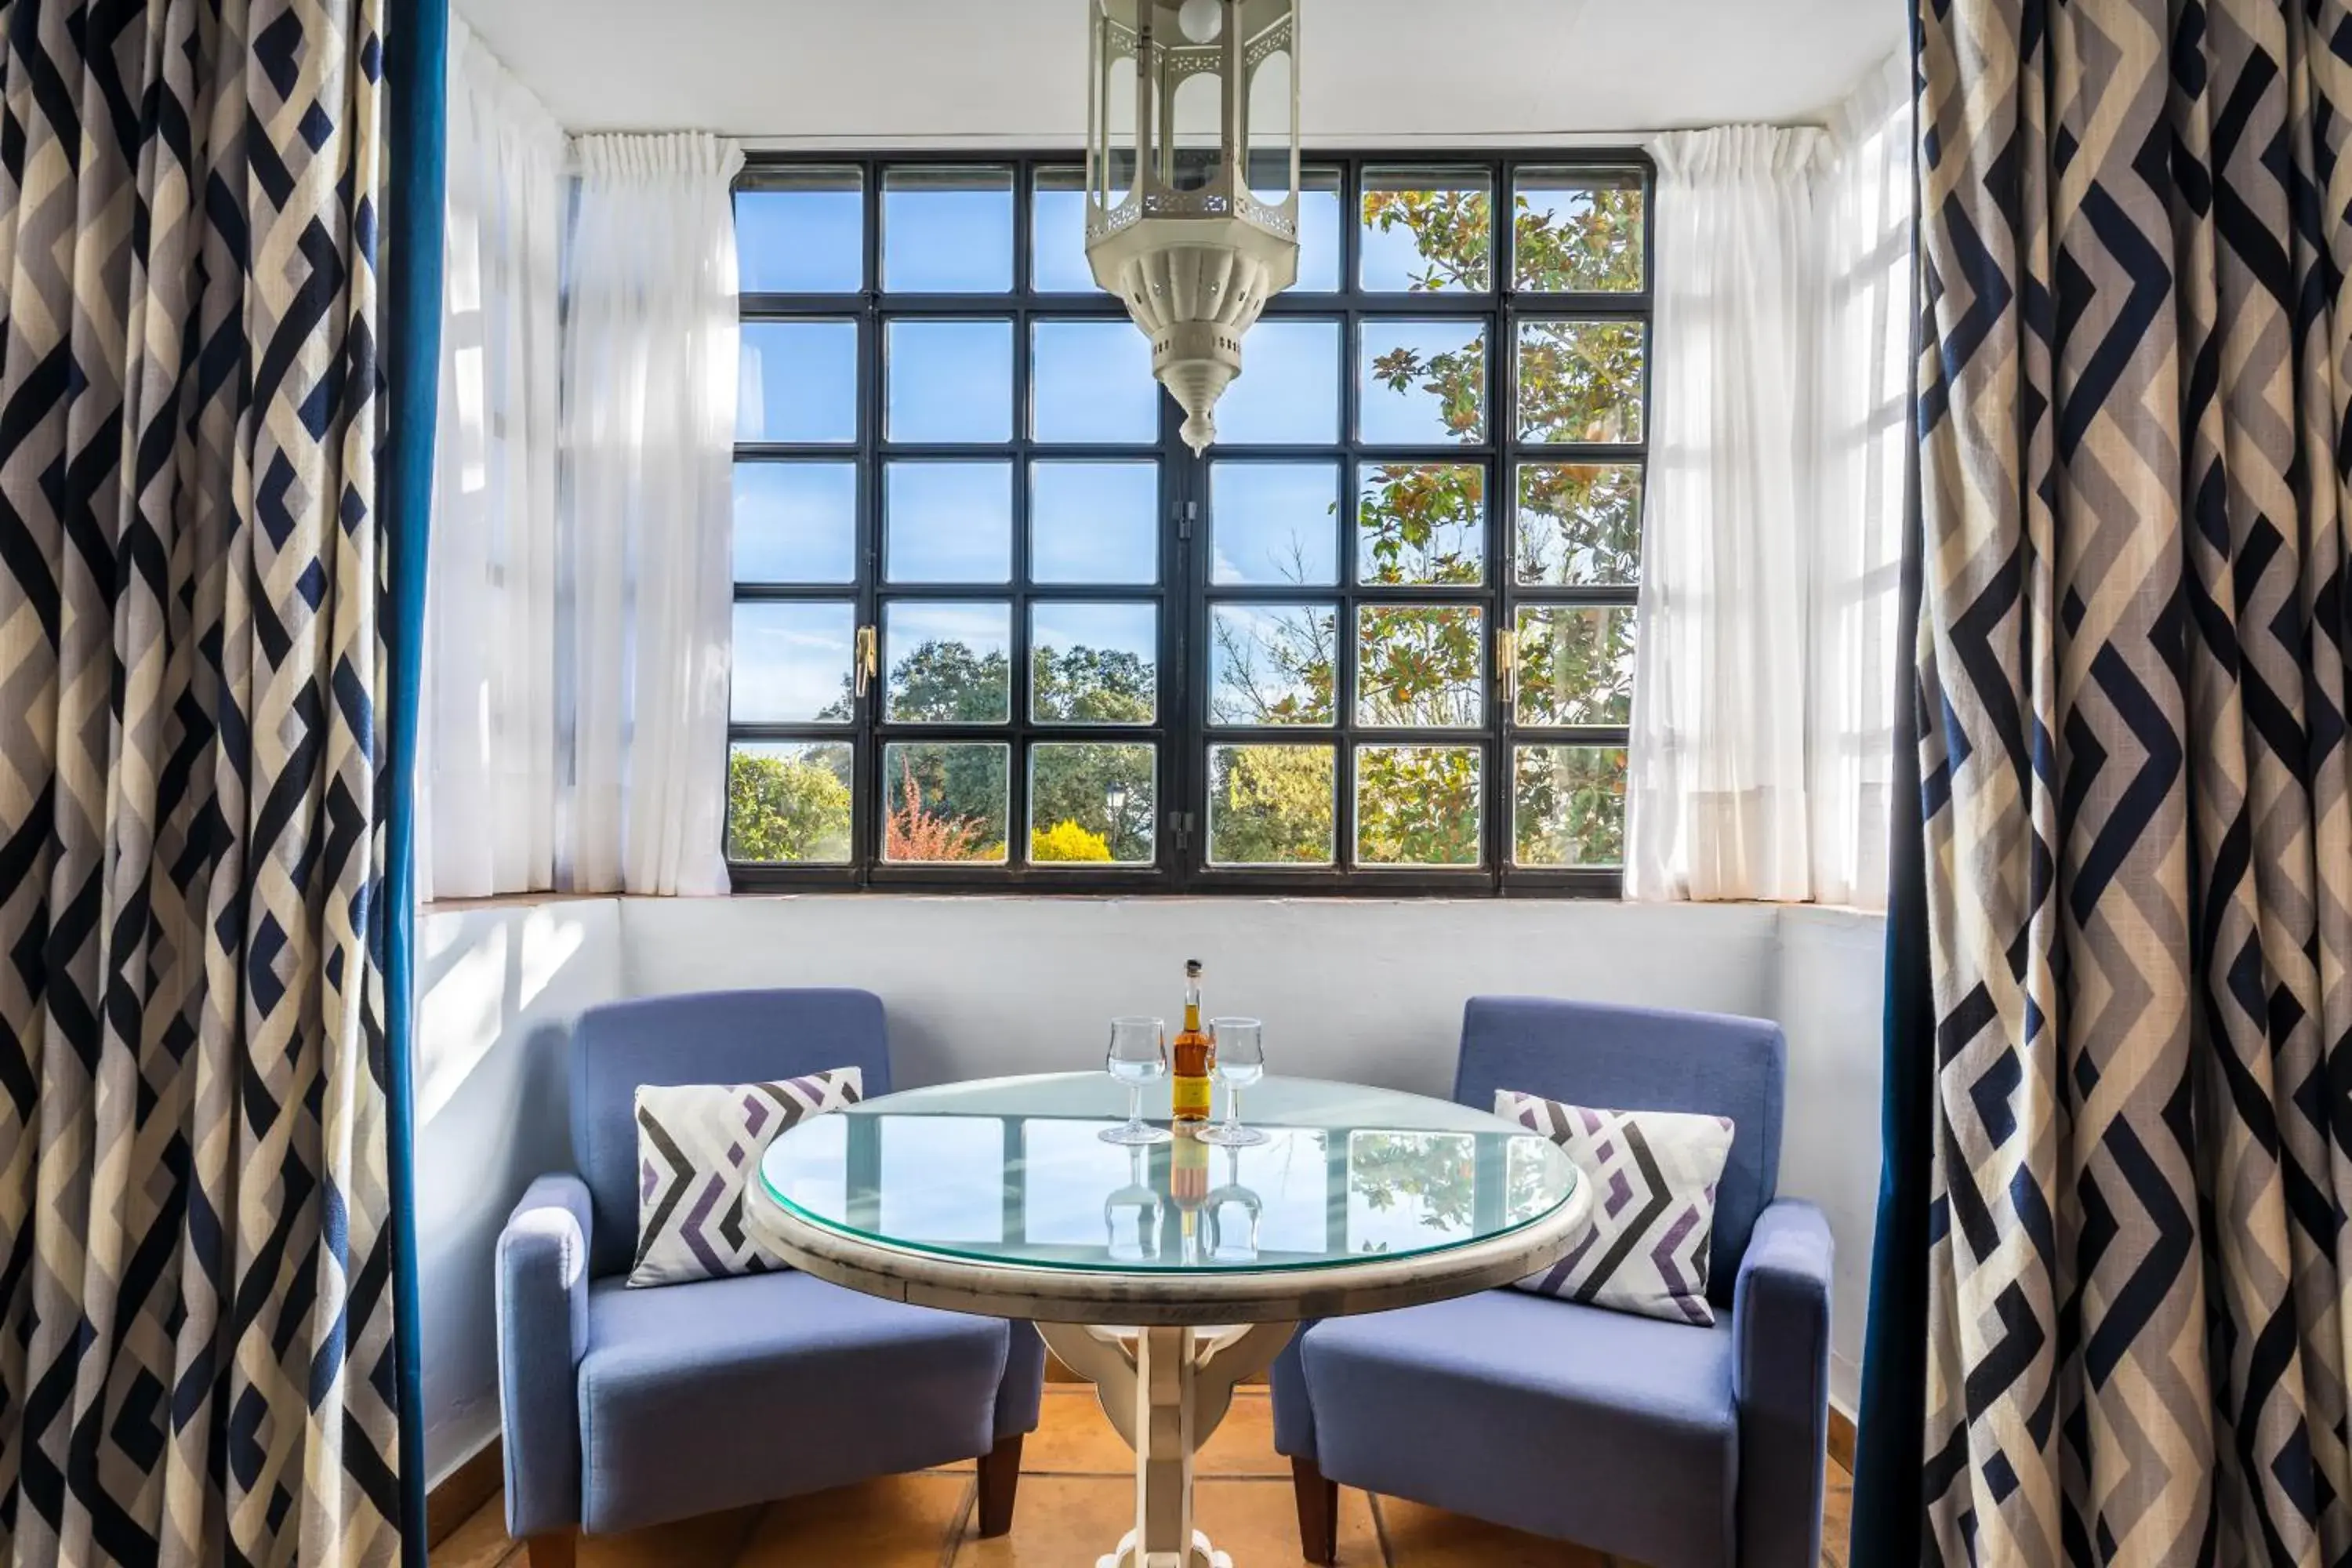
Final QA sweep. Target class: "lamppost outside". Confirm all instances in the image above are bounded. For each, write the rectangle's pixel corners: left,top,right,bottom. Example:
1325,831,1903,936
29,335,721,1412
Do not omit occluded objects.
1105,782,1133,861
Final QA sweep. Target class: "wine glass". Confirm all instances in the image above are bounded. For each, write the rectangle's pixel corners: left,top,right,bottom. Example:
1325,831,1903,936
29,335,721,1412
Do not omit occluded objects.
1204,1148,1264,1262
1104,1146,1165,1261
1197,1017,1267,1147
1101,1016,1172,1145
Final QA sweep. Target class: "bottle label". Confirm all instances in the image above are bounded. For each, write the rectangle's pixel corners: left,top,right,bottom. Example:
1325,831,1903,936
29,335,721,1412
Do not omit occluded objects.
1171,1073,1213,1121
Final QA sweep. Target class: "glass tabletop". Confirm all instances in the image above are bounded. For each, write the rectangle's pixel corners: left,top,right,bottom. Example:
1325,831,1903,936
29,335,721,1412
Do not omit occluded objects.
757,1073,1579,1274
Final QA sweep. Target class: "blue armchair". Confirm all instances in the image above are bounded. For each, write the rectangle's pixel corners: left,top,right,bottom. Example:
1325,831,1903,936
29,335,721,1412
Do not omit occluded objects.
1272,998,1831,1568
495,989,1046,1566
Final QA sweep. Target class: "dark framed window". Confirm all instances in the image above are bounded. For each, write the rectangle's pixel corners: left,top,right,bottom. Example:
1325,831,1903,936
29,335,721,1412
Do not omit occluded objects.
726,153,1650,895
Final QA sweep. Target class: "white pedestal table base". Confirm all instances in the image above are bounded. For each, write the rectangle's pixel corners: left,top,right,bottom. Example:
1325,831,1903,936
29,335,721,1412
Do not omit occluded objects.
1037,1320,1296,1568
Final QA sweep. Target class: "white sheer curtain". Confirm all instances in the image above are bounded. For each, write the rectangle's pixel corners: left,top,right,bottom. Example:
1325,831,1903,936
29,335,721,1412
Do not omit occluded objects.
562,133,742,895
1628,61,1911,908
419,22,565,903
1628,125,1824,902
1808,54,1910,907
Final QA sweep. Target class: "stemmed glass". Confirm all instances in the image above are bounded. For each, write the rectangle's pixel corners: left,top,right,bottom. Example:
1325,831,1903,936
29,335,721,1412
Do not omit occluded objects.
1197,1017,1267,1147
1101,1016,1173,1145
1104,1146,1165,1261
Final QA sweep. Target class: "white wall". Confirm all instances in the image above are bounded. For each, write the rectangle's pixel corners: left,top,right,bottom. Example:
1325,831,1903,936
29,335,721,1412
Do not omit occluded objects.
1765,906,1886,1408
415,901,623,1483
416,895,1885,1483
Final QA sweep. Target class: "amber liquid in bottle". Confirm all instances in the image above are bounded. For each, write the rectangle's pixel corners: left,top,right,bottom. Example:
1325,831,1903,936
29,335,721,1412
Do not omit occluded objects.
1171,959,1215,1124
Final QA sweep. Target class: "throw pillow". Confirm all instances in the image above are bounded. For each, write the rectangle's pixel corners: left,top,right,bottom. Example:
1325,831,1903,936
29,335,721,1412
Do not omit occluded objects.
1496,1090,1735,1327
630,1069,863,1288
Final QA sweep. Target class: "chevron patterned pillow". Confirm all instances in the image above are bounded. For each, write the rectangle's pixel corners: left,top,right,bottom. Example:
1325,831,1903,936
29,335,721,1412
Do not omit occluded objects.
628,1069,864,1288
1496,1091,1736,1327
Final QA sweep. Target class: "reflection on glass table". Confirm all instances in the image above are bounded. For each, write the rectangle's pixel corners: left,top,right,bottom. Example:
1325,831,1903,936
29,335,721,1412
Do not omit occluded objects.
758,1074,1576,1273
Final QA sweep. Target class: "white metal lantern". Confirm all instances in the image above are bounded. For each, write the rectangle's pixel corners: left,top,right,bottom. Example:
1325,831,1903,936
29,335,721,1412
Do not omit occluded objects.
1087,0,1301,454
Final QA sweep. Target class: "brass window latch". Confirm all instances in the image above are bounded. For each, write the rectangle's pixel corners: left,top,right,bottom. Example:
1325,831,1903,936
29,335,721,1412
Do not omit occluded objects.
855,625,878,699
1497,626,1519,710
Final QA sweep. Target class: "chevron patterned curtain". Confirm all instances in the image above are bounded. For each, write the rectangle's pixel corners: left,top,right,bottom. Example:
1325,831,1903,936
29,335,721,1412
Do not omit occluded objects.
1916,1,2352,1563
0,1,404,1563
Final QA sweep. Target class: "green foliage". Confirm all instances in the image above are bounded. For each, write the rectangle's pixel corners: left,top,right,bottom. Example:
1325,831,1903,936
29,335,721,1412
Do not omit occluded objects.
1356,746,1480,866
1034,644,1156,724
1207,746,1334,865
1513,746,1628,867
1205,176,1642,869
884,641,1156,863
727,748,852,863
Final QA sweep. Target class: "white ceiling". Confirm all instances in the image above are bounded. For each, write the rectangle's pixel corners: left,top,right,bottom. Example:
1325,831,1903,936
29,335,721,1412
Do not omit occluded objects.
455,0,1906,143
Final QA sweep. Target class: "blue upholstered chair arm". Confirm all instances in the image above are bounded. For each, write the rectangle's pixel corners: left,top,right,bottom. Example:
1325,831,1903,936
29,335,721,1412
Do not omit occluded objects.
996,1320,1050,1441
498,1173,593,1537
1730,1198,1833,1568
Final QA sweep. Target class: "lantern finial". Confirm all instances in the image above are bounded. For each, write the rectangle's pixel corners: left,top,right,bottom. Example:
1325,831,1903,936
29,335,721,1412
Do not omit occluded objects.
1087,0,1301,452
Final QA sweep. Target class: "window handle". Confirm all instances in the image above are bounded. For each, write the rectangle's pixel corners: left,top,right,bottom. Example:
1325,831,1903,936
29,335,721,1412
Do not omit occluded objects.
1497,627,1518,711
855,625,878,699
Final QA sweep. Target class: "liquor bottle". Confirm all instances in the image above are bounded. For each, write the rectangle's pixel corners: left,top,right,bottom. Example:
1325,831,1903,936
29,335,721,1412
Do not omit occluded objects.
1171,959,1215,1125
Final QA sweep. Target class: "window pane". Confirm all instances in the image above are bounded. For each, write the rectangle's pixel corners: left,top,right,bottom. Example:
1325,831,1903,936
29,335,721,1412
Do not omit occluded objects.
1210,604,1336,726
1031,743,1156,866
1211,462,1340,586
884,461,1012,583
1033,321,1160,443
1360,166,1491,293
1515,463,1642,586
731,602,856,724
1515,605,1635,727
1359,321,1486,445
1032,166,1105,294
1356,463,1484,586
1033,461,1158,584
1514,167,1645,293
883,166,1013,292
734,462,856,583
1356,745,1482,867
1213,319,1339,445
736,167,862,294
1517,320,1646,444
1514,745,1626,867
887,319,1012,443
1207,744,1335,866
1294,166,1344,292
882,742,1010,863
884,601,1011,723
738,321,857,444
728,742,854,864
1357,605,1484,727
1032,602,1158,724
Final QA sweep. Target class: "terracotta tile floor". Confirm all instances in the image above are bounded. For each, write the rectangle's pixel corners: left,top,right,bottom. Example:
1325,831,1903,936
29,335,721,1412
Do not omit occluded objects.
441,1385,1857,1568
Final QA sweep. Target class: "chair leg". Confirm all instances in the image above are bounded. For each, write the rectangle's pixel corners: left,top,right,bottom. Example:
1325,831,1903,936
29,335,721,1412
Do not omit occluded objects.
975,1433,1025,1537
1290,1457,1338,1565
524,1531,576,1568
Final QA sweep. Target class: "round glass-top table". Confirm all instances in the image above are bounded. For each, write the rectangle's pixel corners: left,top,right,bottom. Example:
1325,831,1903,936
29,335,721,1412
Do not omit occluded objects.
746,1073,1589,1568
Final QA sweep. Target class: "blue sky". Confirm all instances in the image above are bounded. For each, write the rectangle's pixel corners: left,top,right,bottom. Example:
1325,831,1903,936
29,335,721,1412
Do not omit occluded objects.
735,462,856,583
731,601,854,723
1210,462,1338,585
739,321,857,443
885,461,1012,583
739,171,1343,296
1032,460,1157,584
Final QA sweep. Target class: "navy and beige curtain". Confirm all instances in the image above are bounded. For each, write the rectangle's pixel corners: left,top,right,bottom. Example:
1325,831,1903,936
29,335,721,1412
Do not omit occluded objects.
1893,0,2352,1562
0,0,433,1560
